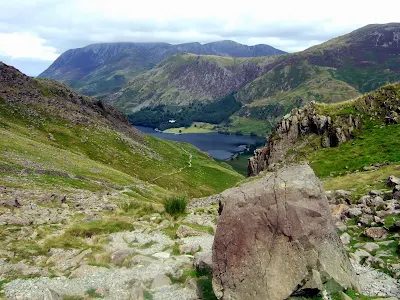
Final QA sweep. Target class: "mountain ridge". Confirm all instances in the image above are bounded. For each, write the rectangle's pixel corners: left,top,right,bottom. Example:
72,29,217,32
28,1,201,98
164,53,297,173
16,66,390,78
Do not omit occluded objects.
121,23,400,134
38,40,286,97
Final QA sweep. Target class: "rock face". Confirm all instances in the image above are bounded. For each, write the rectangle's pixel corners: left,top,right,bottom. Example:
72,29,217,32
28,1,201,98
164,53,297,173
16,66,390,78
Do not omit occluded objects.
213,164,359,300
248,103,360,176
248,83,400,176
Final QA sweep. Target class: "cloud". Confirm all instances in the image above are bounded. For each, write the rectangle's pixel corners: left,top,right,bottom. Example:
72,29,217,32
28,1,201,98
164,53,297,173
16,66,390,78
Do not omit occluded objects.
0,0,399,75
0,32,59,61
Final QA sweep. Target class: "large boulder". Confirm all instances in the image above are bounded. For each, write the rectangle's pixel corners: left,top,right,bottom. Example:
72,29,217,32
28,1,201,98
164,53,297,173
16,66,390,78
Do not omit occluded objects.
212,164,359,300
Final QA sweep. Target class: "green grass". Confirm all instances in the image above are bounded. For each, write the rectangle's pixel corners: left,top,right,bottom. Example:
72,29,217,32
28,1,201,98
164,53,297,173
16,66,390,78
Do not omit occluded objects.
322,163,400,200
196,269,217,300
163,196,188,217
220,116,272,137
85,288,103,298
63,296,84,300
143,290,153,300
118,199,156,216
344,289,382,299
65,219,133,238
0,97,243,199
163,122,215,134
310,122,400,178
225,155,252,176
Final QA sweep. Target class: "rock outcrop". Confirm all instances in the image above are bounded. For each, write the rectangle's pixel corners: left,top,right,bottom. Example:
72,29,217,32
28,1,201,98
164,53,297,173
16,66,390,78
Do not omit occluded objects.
248,83,400,176
212,164,359,300
248,103,360,176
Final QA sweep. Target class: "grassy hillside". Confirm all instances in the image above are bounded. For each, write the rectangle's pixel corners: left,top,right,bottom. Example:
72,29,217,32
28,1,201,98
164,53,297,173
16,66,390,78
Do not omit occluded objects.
278,83,400,197
0,63,243,201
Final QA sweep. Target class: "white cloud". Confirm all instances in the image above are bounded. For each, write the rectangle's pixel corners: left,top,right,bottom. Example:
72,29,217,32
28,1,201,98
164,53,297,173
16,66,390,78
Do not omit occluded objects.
0,0,399,75
0,32,59,61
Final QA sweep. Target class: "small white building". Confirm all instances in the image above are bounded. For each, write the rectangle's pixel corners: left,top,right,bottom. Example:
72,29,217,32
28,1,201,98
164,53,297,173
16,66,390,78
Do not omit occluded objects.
168,119,176,123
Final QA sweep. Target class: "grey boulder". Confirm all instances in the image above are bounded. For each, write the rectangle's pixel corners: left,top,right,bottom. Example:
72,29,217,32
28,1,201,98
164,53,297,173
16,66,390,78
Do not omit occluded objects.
212,164,359,300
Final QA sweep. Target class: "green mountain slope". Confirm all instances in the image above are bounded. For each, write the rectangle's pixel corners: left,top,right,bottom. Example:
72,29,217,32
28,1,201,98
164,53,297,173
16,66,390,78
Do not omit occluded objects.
110,54,282,113
38,41,285,98
122,23,400,135
0,62,243,201
248,82,400,192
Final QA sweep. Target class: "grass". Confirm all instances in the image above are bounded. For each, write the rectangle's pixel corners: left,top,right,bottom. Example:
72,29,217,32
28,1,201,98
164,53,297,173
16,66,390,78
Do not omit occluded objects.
41,218,134,253
162,223,180,240
224,154,252,176
85,288,103,298
144,290,153,300
65,219,133,238
323,164,400,199
118,199,156,217
163,196,188,217
220,116,272,137
0,96,243,201
63,296,84,300
163,122,215,134
309,122,400,178
195,269,217,300
344,289,382,299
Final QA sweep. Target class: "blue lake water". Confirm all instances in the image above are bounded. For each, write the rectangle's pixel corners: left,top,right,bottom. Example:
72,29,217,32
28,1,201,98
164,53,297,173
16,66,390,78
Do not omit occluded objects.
135,126,265,160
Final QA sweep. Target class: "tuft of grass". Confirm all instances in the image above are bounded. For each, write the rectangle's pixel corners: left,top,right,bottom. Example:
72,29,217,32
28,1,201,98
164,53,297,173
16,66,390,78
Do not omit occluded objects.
118,199,155,217
85,288,103,298
344,289,381,299
163,196,188,217
65,219,133,238
62,296,84,300
43,235,88,252
195,269,217,300
143,290,153,300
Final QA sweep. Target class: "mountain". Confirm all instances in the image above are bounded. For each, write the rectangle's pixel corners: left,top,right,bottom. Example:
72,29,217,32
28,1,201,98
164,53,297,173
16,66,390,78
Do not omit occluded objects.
0,62,243,201
121,23,400,135
38,41,286,97
110,54,283,113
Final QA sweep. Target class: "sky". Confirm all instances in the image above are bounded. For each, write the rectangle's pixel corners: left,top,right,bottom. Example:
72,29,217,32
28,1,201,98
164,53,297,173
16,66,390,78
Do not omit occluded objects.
0,0,398,76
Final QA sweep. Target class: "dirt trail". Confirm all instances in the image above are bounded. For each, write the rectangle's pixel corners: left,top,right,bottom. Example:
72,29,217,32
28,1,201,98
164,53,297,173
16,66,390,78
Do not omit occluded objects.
152,148,192,183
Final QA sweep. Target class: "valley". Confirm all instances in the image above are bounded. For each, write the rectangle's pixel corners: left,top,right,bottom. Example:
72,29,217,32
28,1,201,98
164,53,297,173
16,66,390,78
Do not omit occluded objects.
1,20,400,300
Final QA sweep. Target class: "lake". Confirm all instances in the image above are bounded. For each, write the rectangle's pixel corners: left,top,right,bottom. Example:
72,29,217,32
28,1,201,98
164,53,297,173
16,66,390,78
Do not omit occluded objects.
135,126,265,160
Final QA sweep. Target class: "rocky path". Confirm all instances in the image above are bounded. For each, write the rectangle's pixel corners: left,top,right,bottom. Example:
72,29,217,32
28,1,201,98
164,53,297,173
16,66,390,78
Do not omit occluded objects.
2,175,400,299
1,202,217,300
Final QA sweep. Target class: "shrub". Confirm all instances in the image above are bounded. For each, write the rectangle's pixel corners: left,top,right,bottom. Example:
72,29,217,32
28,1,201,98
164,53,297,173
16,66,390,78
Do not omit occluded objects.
163,196,188,216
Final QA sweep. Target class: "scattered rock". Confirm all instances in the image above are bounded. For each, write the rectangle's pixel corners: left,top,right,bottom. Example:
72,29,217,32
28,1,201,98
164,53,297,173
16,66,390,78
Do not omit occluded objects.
364,227,388,240
387,175,400,187
347,207,362,218
176,225,207,238
340,233,351,245
150,274,171,289
152,252,170,259
43,288,62,300
129,282,146,300
359,215,374,226
350,249,371,263
193,251,212,272
110,249,135,265
213,164,359,300
48,133,56,142
362,242,380,253
369,190,382,196
69,265,109,278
